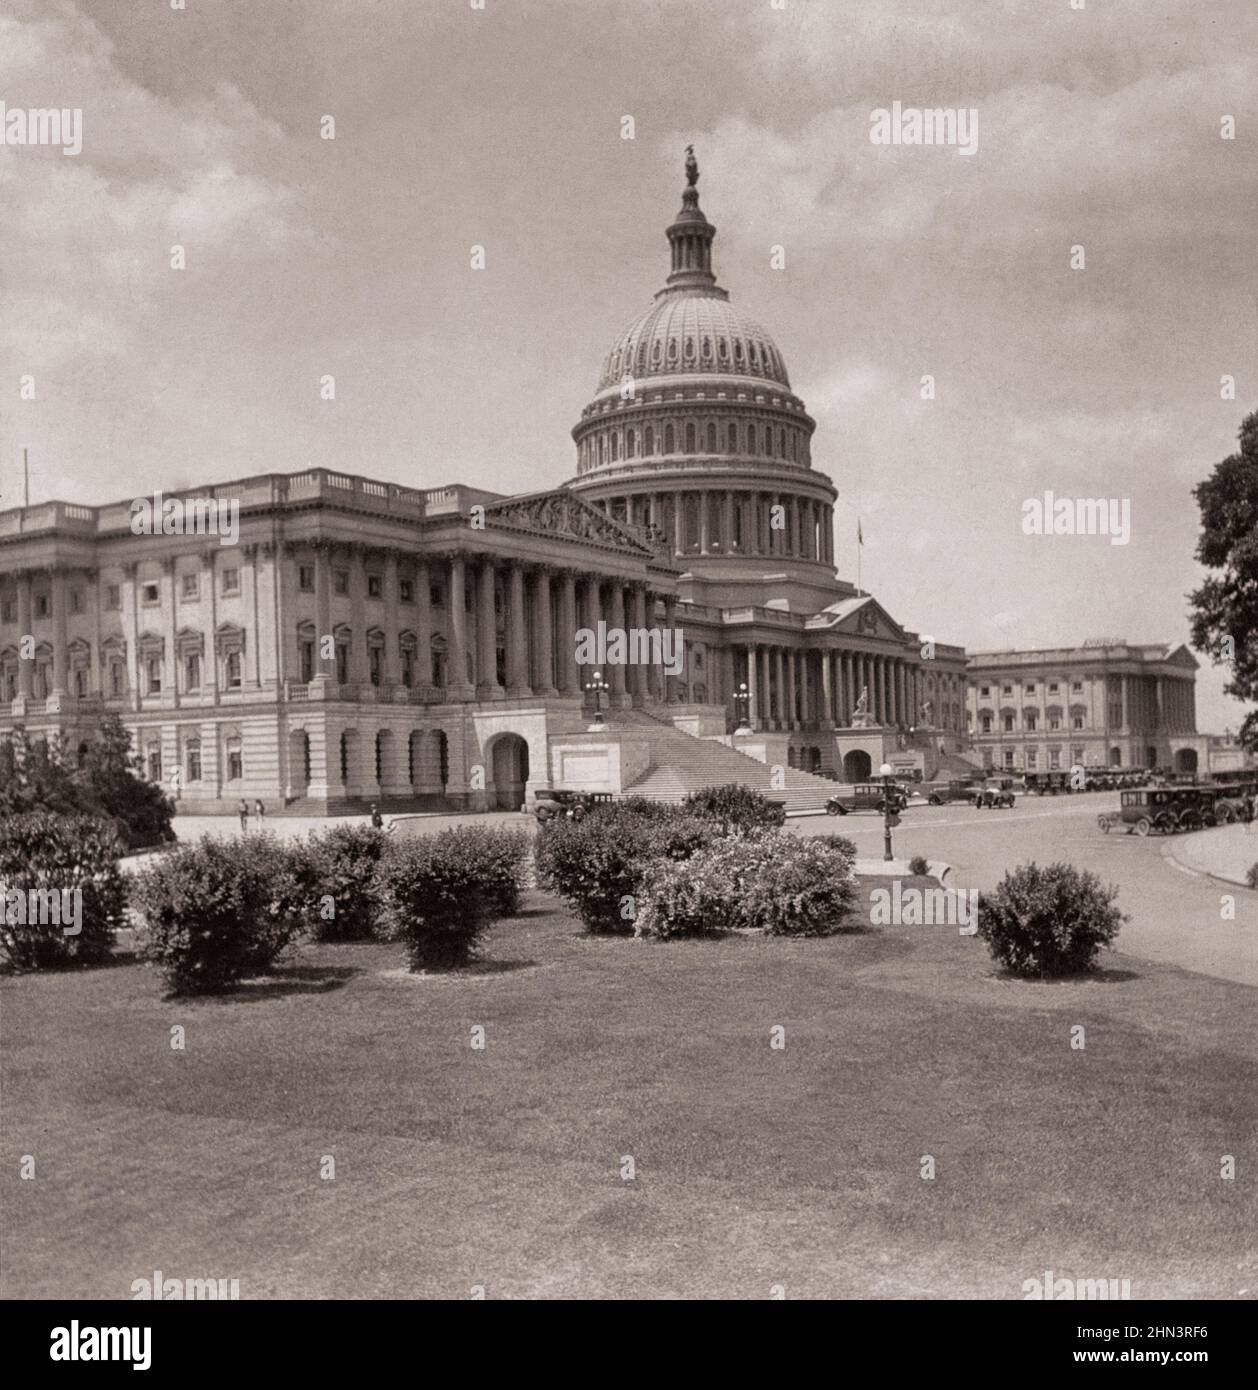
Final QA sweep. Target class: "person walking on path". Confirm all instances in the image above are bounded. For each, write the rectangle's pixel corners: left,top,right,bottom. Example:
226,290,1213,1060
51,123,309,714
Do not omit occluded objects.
238,798,249,832
254,799,265,827
370,804,384,829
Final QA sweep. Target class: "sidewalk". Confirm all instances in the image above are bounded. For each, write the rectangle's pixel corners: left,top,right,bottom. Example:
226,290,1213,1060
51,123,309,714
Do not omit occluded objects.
1166,822,1258,889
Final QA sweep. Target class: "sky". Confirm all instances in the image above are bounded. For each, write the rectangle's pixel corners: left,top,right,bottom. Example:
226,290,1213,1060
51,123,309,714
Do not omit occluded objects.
1,0,1255,733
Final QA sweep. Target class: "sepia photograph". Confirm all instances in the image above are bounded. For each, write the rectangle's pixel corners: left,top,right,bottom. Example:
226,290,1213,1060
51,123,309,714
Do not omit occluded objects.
1,0,1255,1353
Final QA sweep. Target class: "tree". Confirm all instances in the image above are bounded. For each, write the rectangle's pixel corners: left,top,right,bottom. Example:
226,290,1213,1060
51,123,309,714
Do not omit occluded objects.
1189,411,1258,751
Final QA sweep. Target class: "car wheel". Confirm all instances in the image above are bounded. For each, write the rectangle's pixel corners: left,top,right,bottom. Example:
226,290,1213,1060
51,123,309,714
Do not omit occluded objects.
1134,817,1152,836
1217,805,1234,825
826,803,840,816
1154,813,1175,834
571,806,585,822
928,794,940,806
535,807,550,822
1098,815,1111,832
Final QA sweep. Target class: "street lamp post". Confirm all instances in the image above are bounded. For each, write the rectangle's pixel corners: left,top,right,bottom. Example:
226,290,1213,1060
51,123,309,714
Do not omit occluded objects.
879,760,897,862
584,669,609,728
733,681,751,733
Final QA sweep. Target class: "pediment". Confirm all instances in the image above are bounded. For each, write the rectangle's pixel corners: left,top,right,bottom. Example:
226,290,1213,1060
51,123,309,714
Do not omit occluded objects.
807,595,908,643
482,490,654,556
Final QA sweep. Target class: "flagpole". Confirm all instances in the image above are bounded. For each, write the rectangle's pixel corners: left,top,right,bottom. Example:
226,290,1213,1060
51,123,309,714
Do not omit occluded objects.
857,517,862,596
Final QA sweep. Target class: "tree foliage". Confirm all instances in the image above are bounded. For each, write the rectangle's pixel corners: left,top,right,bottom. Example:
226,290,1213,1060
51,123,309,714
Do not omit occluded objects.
1189,410,1258,749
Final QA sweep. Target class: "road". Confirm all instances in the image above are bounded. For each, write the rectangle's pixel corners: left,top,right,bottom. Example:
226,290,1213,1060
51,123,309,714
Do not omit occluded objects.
791,793,1258,986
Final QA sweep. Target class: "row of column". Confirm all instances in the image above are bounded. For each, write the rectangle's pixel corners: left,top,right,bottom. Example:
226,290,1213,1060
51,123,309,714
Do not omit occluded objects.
309,547,678,707
8,568,69,699
737,644,926,731
598,490,834,563
1122,675,1195,734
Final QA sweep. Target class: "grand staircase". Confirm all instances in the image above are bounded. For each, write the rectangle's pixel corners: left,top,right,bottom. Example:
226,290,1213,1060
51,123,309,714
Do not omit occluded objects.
615,709,839,814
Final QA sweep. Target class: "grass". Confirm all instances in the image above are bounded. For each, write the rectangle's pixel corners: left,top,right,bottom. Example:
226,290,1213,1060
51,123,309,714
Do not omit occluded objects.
1,878,1255,1299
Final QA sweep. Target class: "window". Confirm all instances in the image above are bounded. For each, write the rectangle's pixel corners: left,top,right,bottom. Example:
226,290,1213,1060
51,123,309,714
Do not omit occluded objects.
685,423,695,453
335,644,349,685
644,425,654,455
1025,712,1037,732
300,639,315,683
369,645,383,687
1072,746,1085,765
1002,684,1013,696
334,570,349,596
142,582,159,605
979,685,990,697
664,424,675,453
226,740,243,782
225,650,242,690
401,645,415,688
106,585,121,610
1026,749,1037,769
185,738,202,784
367,574,382,599
298,565,314,593
35,593,49,618
706,423,717,452
146,658,161,694
184,653,201,691
1049,749,1061,770
221,568,240,595
70,588,85,615
109,661,124,697
180,573,198,601
1003,715,1014,732
981,714,992,733
1049,716,1061,731
147,747,162,783
727,423,737,453
399,578,414,604
626,429,636,458
1024,682,1035,694
430,584,445,609
1048,682,1059,694
0,599,12,623
1072,715,1084,730
1071,681,1083,692
1004,749,1015,769
73,667,88,697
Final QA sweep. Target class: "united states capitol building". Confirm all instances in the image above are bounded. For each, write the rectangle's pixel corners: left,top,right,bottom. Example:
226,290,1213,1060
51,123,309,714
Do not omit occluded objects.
0,153,994,814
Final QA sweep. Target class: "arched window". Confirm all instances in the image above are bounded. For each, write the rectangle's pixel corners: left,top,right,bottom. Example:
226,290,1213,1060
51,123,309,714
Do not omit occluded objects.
685,423,695,453
706,422,717,452
728,422,737,453
779,429,786,457
626,429,636,458
644,424,654,455
610,433,619,461
664,423,675,453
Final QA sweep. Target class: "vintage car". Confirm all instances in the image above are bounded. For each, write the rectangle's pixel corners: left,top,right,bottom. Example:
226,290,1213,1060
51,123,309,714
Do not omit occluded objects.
825,782,909,816
1097,787,1220,835
972,779,1016,809
1023,770,1073,796
532,789,613,823
925,779,981,806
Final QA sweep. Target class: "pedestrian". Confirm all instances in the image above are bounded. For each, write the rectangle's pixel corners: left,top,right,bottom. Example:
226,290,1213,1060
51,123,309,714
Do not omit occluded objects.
254,798,265,826
370,803,383,829
238,798,249,832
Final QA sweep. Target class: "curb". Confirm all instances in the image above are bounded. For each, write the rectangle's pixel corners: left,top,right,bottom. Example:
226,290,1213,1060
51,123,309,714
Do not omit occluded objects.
854,858,954,888
1161,837,1257,892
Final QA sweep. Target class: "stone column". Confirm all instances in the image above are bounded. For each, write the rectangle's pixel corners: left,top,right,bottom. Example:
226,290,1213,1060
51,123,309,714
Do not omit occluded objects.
16,569,33,697
506,563,531,697
789,497,800,555
772,647,785,730
629,583,648,707
664,595,679,703
383,551,400,686
447,555,474,700
745,643,758,728
608,582,628,707
785,649,797,730
672,491,684,555
415,560,432,692
559,570,579,695
699,491,710,554
49,567,68,698
534,568,556,697
476,559,501,698
349,547,369,687
723,491,734,551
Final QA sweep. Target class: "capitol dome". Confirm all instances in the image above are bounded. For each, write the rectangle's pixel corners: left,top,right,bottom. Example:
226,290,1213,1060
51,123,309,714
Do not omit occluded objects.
568,149,834,579
596,294,791,395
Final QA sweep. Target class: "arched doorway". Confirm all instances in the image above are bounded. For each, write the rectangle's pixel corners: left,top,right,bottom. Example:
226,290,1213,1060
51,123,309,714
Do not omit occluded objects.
1109,747,1122,767
489,733,529,810
1174,748,1198,775
843,749,872,782
288,729,310,798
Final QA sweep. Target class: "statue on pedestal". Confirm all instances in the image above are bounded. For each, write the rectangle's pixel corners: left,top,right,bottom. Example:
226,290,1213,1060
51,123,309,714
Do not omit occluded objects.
851,686,871,728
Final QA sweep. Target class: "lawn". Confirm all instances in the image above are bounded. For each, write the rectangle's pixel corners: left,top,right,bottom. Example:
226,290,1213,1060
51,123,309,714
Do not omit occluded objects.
2,879,1255,1299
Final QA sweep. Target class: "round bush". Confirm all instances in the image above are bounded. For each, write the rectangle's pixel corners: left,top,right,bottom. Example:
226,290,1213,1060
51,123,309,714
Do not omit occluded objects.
533,802,713,935
375,825,522,969
682,783,784,832
132,834,305,995
977,862,1125,978
635,831,859,940
0,812,125,970
292,825,389,941
908,855,930,877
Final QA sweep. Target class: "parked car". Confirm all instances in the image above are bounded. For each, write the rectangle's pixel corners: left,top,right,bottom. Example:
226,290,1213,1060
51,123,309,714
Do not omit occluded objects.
826,782,908,816
925,779,979,806
532,789,612,823
1023,771,1072,796
1097,786,1218,836
972,779,1016,809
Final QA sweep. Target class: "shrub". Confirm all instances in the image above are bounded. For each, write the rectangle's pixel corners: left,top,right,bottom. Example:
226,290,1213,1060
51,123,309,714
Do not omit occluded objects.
635,831,859,940
0,813,125,970
534,802,713,934
977,862,1125,978
292,825,389,941
909,855,930,877
376,825,520,969
439,824,531,917
682,783,784,832
132,835,305,994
